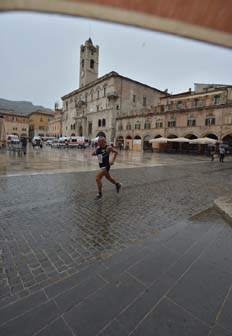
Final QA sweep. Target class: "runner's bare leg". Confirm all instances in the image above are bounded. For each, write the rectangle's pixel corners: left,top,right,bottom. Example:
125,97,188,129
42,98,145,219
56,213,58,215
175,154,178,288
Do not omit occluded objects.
105,171,116,185
96,170,105,193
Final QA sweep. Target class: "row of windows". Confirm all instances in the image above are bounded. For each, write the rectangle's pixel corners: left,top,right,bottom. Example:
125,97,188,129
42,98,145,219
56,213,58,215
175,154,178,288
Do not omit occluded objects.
162,95,221,111
118,117,217,130
2,116,28,122
12,127,27,131
65,92,148,110
65,87,108,109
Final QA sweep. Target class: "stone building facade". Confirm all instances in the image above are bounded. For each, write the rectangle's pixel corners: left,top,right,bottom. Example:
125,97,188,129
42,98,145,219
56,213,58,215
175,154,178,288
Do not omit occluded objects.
61,39,167,141
115,84,232,150
0,109,29,143
48,105,63,138
29,111,54,138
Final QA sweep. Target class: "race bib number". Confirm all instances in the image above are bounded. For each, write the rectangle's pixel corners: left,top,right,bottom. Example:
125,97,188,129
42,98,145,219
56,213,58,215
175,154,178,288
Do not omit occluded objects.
97,154,103,163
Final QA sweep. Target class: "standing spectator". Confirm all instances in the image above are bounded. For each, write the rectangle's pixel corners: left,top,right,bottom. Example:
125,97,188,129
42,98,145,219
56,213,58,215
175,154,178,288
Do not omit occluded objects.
21,137,27,155
219,146,225,162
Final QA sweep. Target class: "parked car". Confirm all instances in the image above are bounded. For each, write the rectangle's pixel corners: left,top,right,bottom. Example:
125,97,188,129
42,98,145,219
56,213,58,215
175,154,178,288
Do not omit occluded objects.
31,136,42,148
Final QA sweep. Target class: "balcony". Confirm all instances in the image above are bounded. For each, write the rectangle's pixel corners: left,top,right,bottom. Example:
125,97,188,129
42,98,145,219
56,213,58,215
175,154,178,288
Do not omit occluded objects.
75,99,86,108
107,92,119,99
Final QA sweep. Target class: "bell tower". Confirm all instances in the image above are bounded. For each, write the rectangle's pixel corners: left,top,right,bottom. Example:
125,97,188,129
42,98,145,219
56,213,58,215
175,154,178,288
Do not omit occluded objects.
79,38,99,88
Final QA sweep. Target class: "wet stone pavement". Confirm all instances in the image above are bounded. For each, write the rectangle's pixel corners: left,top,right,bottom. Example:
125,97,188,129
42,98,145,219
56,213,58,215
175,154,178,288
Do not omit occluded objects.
0,159,232,335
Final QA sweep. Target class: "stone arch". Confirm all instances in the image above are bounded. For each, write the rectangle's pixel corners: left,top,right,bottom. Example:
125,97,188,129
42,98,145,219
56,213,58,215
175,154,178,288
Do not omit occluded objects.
167,134,178,139
203,133,218,140
96,131,106,138
154,134,162,139
143,135,152,151
134,135,141,139
222,133,232,145
144,135,152,141
185,134,198,139
125,135,132,150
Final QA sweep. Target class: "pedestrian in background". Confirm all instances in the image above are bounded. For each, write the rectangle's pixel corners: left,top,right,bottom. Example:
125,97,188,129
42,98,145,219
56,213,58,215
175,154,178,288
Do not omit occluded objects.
21,137,27,155
219,146,225,162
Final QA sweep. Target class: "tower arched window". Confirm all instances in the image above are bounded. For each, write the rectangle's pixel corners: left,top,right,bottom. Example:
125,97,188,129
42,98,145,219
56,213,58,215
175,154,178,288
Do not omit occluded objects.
82,59,84,68
90,59,94,69
98,119,101,127
102,119,106,127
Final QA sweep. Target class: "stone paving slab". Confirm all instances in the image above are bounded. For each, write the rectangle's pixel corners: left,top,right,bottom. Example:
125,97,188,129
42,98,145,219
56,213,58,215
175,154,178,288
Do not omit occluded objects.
209,325,232,336
0,213,231,335
131,297,210,336
0,162,232,335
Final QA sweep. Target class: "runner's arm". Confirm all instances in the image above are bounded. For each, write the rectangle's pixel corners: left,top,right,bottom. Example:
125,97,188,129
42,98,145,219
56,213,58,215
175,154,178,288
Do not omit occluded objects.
108,147,118,165
92,150,97,156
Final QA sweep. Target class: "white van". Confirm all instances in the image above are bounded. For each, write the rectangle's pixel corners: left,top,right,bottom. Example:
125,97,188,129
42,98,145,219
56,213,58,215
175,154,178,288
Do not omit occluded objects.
68,136,89,148
6,134,20,150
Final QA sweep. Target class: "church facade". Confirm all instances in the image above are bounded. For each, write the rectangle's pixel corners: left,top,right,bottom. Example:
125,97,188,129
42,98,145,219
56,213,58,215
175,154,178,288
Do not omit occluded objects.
61,39,167,141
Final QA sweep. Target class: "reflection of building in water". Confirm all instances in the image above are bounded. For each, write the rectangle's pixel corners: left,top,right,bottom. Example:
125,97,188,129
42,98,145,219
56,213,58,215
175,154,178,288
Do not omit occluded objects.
116,84,232,151
61,38,167,142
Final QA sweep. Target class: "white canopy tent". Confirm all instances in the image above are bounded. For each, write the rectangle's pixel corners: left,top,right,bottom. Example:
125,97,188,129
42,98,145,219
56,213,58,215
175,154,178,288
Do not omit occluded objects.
167,137,190,143
189,137,218,145
149,137,168,144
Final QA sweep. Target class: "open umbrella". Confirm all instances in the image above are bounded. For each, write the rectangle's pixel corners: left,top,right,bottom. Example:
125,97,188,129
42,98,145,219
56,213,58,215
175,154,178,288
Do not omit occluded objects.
149,137,168,144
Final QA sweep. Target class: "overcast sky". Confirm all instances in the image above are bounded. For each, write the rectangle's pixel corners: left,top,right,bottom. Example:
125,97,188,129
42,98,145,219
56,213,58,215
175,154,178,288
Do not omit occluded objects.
1,11,232,109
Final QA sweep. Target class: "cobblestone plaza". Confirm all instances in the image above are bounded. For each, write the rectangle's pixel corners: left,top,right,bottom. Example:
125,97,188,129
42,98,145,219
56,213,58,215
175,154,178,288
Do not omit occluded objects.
0,147,232,335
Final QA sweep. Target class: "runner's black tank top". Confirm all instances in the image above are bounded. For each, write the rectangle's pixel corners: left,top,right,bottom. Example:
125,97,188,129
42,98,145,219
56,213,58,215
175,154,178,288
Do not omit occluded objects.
96,145,110,168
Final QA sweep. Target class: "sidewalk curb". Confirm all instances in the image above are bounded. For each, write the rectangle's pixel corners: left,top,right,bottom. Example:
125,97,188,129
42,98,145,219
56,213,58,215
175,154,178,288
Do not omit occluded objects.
214,197,232,226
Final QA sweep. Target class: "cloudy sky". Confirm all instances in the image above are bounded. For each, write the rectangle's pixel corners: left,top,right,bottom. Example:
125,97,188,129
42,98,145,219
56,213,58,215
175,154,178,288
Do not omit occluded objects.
1,11,232,109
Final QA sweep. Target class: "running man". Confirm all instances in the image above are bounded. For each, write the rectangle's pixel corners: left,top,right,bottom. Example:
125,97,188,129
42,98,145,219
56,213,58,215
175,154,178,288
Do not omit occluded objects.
92,137,121,199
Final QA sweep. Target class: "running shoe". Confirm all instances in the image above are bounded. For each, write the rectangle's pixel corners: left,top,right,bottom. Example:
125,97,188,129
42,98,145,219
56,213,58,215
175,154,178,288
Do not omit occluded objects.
95,193,102,200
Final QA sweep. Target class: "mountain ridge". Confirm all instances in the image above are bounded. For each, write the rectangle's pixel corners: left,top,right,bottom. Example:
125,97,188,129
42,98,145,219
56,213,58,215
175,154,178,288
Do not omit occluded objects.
0,98,54,115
